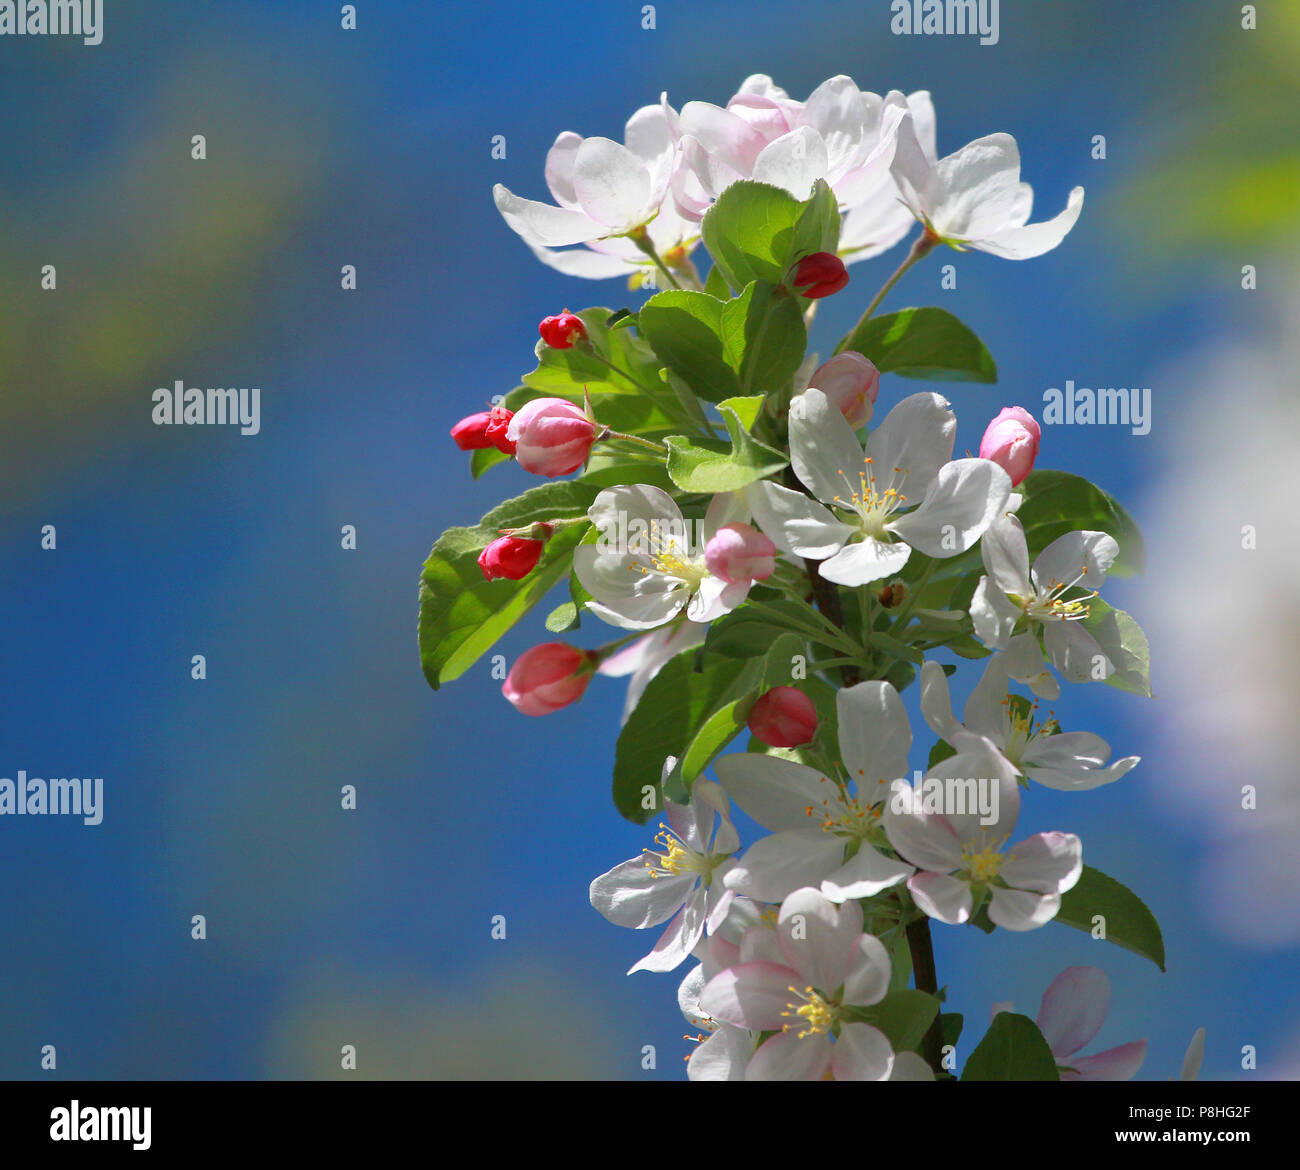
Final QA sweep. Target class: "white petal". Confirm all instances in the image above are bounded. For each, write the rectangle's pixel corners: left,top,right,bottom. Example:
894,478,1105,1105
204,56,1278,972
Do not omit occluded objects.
724,829,845,903
986,886,1060,931
1000,831,1083,894
931,133,1025,240
970,576,1021,650
981,513,1033,596
818,536,911,587
589,855,693,928
831,1022,895,1081
889,458,1011,558
837,679,912,792
864,391,956,501
572,137,653,230
752,126,829,199
821,842,913,902
777,887,862,991
493,183,602,247
919,659,965,742
714,753,840,831
746,480,853,559
789,388,868,506
1031,529,1119,595
908,871,973,925
687,1025,751,1081
974,186,1085,260
1043,620,1112,683
841,933,893,1008
630,886,708,972
746,1030,832,1081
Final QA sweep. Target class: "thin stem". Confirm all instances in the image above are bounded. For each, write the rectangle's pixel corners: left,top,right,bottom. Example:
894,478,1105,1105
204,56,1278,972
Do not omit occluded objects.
906,916,946,1073
600,429,667,454
837,230,939,351
890,555,940,633
629,230,682,290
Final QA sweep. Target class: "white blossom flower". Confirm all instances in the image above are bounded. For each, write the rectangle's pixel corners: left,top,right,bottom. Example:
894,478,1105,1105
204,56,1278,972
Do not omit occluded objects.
883,736,1083,930
493,102,697,280
919,659,1139,791
669,75,908,221
589,771,739,974
716,679,916,904
597,621,707,724
748,389,1011,587
574,486,752,630
699,888,898,1080
890,114,1085,259
970,512,1119,688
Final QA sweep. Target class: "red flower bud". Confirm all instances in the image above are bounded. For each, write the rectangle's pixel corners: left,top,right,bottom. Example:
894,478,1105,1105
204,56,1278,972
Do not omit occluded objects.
790,252,849,299
538,311,587,349
452,405,516,454
502,643,595,716
747,686,819,748
478,535,546,581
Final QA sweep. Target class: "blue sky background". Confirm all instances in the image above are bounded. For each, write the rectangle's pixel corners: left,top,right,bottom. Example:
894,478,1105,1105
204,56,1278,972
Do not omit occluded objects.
0,0,1294,1078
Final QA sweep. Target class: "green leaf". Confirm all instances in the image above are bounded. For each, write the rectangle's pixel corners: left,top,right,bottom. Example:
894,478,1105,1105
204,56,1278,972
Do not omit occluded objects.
1084,599,1153,697
703,263,730,299
525,307,663,399
705,600,830,657
961,1012,1060,1081
544,601,580,633
701,180,806,290
613,649,758,823
1056,864,1166,970
927,738,958,768
727,281,807,399
850,990,940,1055
680,700,749,783
941,1012,964,1050
789,178,841,262
1017,469,1146,577
418,482,596,689
469,444,511,479
838,306,997,382
717,394,765,430
665,402,789,492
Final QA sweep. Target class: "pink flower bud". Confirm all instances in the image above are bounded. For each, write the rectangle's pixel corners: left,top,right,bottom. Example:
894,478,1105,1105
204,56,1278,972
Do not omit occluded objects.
451,406,515,454
790,252,849,299
747,686,819,748
478,535,545,582
502,643,595,716
538,311,587,349
810,352,880,429
704,522,777,584
979,406,1041,487
505,397,598,477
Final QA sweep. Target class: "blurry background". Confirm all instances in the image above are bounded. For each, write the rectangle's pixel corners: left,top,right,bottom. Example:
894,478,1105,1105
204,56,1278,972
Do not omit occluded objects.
1,0,1296,1078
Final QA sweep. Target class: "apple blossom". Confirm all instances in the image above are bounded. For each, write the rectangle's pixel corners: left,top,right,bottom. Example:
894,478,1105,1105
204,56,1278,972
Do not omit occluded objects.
477,534,546,582
747,389,1011,587
883,736,1083,930
704,522,776,584
670,75,908,220
493,102,698,281
1006,966,1147,1081
890,114,1085,260
919,658,1139,791
809,352,880,429
971,512,1120,685
597,621,707,724
505,397,598,477
980,406,1041,486
537,310,587,348
501,643,595,716
717,679,916,904
698,888,897,1080
747,687,819,748
589,771,740,974
574,486,754,629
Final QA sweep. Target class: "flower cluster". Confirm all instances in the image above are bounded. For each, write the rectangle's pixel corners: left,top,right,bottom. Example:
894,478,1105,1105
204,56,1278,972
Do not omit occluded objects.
422,73,1180,1082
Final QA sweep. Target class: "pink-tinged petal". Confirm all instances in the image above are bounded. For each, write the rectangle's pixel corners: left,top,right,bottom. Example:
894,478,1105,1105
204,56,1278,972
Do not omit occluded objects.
493,183,602,247
543,131,584,207
589,856,693,928
923,734,1022,842
699,960,800,1031
724,829,845,904
687,1025,752,1081
777,887,863,991
746,1029,834,1081
974,187,1085,260
1001,831,1083,894
630,887,708,973
986,886,1061,931
752,126,830,199
908,871,973,925
1063,1039,1146,1082
842,933,893,1008
821,842,913,903
706,882,737,935
678,101,769,175
882,781,966,873
831,1022,895,1081
1037,966,1110,1058
890,458,1012,559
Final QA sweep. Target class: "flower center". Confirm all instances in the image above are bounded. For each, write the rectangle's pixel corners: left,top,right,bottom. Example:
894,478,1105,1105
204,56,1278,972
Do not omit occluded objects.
1001,694,1060,763
643,823,712,879
831,457,910,541
1020,565,1098,623
804,777,880,839
961,844,1004,883
781,986,836,1039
